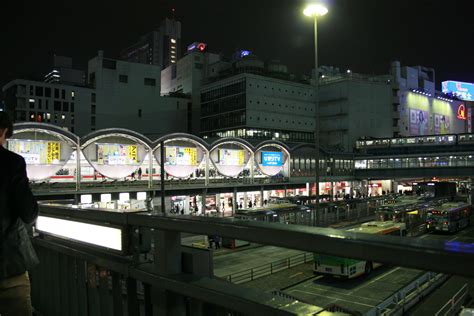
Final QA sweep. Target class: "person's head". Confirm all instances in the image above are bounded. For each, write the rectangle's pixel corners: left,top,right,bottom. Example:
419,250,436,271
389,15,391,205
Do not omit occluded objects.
0,111,13,146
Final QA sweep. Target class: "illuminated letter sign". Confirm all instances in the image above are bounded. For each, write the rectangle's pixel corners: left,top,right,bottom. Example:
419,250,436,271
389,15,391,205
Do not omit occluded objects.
261,151,283,167
442,81,474,101
457,104,467,120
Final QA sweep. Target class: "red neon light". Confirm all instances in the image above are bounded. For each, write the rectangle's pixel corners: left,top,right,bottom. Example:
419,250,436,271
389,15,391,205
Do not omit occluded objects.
457,104,467,120
197,43,206,51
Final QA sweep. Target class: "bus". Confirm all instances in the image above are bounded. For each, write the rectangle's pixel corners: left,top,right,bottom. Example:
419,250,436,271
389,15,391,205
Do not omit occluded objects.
234,203,312,225
426,202,471,233
375,195,447,231
313,221,406,278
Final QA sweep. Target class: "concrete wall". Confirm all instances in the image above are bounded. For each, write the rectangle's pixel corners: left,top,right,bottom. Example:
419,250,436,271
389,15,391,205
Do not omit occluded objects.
88,53,189,136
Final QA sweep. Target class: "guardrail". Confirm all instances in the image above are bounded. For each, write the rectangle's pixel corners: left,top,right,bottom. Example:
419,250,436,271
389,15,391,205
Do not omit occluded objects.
31,203,474,315
435,283,469,316
369,272,448,316
223,252,313,284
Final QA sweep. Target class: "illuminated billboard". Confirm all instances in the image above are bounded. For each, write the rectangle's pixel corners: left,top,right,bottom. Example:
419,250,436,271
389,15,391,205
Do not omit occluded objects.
8,140,61,164
218,149,244,166
97,144,138,165
442,81,474,101
261,151,283,167
165,146,197,166
409,109,429,135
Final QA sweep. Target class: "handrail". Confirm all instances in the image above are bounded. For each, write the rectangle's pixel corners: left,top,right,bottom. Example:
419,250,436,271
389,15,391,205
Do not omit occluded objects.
435,283,469,316
223,252,312,284
37,204,474,278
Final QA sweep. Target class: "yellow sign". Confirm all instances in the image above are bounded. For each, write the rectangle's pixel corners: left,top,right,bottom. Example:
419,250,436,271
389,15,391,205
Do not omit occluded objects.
46,142,60,164
127,145,138,163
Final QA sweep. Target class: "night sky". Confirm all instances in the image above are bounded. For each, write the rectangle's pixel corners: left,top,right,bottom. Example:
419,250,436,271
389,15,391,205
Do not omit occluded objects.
1,0,473,91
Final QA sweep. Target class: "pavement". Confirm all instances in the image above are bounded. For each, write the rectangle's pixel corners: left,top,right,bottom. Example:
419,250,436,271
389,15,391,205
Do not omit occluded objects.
283,266,423,314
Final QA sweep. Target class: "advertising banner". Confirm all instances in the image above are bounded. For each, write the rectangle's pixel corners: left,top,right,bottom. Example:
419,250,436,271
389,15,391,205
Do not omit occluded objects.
442,81,474,101
165,146,197,166
218,149,244,166
434,114,451,134
410,109,429,135
261,151,283,167
8,140,61,165
97,144,138,165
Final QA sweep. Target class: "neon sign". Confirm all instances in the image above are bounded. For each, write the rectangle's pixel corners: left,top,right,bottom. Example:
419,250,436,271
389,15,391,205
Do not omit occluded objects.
457,104,467,120
187,42,207,52
442,81,474,101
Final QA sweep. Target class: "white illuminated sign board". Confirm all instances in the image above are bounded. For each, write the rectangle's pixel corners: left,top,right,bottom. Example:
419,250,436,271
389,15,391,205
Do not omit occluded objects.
36,216,123,251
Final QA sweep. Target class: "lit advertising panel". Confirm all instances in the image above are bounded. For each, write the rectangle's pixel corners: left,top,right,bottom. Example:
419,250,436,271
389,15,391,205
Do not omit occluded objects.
97,143,138,165
409,109,429,136
218,149,244,166
434,114,451,134
8,140,61,164
165,146,197,166
442,81,474,101
261,151,283,167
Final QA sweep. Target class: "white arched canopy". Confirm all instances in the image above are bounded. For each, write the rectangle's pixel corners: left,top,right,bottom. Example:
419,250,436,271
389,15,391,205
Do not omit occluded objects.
255,143,290,176
153,136,209,179
209,140,253,177
8,123,78,181
81,130,152,180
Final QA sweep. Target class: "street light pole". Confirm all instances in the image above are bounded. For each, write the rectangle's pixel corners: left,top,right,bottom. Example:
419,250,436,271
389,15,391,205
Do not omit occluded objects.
303,3,327,226
313,16,321,226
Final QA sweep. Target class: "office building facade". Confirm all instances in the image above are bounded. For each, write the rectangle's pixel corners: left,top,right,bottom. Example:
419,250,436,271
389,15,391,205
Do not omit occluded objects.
2,79,94,135
200,73,316,143
88,51,190,138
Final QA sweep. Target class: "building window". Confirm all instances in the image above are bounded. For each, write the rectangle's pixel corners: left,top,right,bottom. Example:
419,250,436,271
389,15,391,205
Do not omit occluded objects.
38,99,42,109
91,116,96,126
35,86,43,97
61,89,66,99
195,63,203,70
54,89,59,98
91,104,96,114
29,86,34,95
144,78,156,86
119,75,128,83
138,109,142,118
91,93,96,102
63,102,69,112
71,103,74,112
45,100,49,110
71,91,75,100
103,59,117,70
45,87,51,97
29,99,35,109
54,101,61,111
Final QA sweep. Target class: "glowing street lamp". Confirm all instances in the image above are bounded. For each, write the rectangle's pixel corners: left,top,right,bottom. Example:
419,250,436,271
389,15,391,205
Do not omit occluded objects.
303,4,328,17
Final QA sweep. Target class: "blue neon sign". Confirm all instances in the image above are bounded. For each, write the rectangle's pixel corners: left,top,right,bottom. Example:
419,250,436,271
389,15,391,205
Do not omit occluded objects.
261,151,283,167
442,81,474,101
240,50,250,58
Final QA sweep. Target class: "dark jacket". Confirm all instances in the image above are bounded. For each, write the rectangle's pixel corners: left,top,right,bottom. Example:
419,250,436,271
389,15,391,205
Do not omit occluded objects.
0,145,39,279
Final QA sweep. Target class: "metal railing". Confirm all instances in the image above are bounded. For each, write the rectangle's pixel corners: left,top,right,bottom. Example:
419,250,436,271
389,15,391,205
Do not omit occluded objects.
30,203,474,316
370,272,448,316
224,252,313,284
435,283,470,316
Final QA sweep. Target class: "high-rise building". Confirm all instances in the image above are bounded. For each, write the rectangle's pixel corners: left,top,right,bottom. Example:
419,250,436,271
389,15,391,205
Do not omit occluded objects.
44,55,85,86
121,18,181,69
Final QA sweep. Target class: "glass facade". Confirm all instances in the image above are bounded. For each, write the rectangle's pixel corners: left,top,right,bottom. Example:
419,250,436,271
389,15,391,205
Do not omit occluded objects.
355,155,474,169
